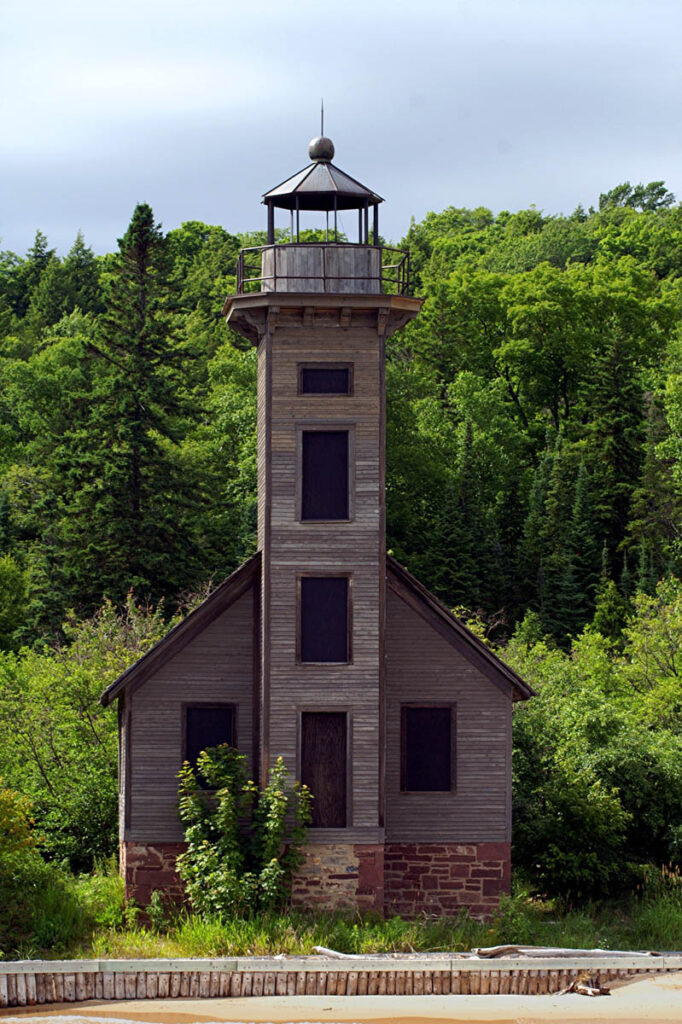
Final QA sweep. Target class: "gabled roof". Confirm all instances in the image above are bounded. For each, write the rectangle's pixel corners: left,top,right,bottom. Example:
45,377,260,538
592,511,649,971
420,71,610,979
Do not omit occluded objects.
100,549,532,707
263,161,383,211
387,555,534,702
99,554,260,707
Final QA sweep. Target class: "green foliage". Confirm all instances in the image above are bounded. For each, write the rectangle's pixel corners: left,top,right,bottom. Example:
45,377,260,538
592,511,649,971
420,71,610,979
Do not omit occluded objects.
0,782,82,954
176,747,311,916
510,578,682,898
0,597,172,868
0,553,25,649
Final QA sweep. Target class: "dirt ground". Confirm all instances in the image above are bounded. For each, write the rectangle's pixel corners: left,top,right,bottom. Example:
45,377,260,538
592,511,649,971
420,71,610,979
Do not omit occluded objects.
1,970,681,1024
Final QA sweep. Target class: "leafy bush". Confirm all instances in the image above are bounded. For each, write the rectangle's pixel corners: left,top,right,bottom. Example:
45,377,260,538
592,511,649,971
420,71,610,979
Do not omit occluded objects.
0,597,172,869
0,782,80,954
509,580,682,899
176,746,311,916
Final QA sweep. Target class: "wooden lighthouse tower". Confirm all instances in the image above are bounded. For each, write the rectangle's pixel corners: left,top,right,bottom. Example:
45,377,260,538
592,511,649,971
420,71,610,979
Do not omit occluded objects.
224,133,421,906
103,133,532,917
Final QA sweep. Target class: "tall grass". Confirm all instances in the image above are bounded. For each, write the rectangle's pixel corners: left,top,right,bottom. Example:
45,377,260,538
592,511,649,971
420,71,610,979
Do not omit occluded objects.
4,863,682,960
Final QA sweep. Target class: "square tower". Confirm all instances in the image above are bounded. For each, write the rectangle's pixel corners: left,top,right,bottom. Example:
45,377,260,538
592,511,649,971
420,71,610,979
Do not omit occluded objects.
226,137,420,904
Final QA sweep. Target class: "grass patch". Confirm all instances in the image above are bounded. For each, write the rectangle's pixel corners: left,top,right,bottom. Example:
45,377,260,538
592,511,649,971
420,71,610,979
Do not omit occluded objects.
3,864,682,960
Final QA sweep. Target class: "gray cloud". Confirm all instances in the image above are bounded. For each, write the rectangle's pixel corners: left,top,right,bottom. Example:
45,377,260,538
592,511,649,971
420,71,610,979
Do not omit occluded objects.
2,0,681,255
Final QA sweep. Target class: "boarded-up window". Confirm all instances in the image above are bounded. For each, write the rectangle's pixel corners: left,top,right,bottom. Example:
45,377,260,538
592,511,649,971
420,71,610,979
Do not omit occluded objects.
301,430,349,520
185,705,235,787
301,712,347,827
299,576,349,663
401,706,454,792
299,366,352,395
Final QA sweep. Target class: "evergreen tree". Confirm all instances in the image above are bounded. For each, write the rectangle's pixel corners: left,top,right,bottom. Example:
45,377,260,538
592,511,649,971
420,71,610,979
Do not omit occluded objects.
54,204,203,611
26,256,69,330
14,231,56,317
566,459,600,623
592,542,631,643
627,397,681,581
583,330,645,566
62,231,102,315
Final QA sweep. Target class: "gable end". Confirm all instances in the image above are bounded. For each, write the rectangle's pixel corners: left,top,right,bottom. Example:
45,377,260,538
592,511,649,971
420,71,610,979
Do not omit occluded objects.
386,556,533,702
100,553,261,706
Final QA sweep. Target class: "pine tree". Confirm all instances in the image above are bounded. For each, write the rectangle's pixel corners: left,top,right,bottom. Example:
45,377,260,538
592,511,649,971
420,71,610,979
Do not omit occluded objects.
63,231,102,315
14,230,56,317
566,459,600,622
626,397,682,582
584,331,645,564
516,427,557,614
55,204,202,610
26,256,69,330
592,541,631,643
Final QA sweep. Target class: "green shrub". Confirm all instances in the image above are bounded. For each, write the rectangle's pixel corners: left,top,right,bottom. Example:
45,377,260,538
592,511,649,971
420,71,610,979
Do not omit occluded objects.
176,746,311,916
0,782,81,954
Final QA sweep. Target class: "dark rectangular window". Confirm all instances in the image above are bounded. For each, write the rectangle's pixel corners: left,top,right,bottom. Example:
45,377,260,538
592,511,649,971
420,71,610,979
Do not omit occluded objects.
299,576,349,663
301,712,347,827
299,366,352,395
301,430,349,520
185,705,235,787
401,706,454,792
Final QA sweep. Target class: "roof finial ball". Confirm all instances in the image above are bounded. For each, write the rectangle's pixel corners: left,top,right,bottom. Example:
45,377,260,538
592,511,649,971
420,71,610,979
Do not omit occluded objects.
308,135,335,162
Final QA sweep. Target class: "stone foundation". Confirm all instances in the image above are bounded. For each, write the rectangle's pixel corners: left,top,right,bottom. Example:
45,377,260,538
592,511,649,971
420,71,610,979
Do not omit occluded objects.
290,843,384,912
122,839,509,917
120,841,187,906
384,842,510,918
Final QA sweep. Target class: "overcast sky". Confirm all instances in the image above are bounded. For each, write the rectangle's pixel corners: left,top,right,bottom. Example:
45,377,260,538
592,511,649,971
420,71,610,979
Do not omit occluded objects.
2,0,682,255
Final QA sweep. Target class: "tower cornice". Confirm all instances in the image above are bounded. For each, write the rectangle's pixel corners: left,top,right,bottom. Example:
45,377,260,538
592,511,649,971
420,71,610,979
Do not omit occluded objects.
223,292,423,344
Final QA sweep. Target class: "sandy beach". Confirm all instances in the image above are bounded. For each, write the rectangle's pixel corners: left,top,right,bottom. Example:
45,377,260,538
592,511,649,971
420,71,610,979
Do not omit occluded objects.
1,971,682,1024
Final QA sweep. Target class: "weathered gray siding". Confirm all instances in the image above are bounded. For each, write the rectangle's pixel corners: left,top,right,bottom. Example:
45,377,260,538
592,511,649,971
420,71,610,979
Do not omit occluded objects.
385,588,512,843
261,245,382,294
127,588,255,842
259,320,384,841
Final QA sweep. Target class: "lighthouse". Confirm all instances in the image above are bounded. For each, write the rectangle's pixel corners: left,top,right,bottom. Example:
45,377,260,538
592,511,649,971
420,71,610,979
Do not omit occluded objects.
103,134,531,916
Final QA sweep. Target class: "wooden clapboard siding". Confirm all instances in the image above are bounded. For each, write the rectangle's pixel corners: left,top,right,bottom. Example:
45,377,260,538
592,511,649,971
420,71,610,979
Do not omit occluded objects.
261,245,382,294
385,587,512,843
260,322,384,837
127,589,255,842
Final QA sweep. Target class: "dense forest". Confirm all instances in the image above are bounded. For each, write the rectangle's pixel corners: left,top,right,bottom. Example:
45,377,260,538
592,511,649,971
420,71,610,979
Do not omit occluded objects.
2,181,682,900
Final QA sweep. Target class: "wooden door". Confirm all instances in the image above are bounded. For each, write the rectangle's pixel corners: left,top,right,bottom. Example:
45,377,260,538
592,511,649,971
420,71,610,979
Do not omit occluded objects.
301,712,347,827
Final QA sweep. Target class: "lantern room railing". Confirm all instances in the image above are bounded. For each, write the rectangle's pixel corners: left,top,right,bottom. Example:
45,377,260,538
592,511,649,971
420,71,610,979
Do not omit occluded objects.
236,243,411,296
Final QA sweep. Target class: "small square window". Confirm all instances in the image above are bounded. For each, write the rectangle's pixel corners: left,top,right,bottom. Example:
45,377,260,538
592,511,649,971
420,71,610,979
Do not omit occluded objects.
299,576,350,663
299,365,352,395
401,706,454,792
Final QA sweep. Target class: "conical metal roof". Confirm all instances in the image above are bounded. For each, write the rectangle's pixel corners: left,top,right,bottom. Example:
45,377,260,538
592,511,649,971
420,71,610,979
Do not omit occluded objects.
263,139,383,212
